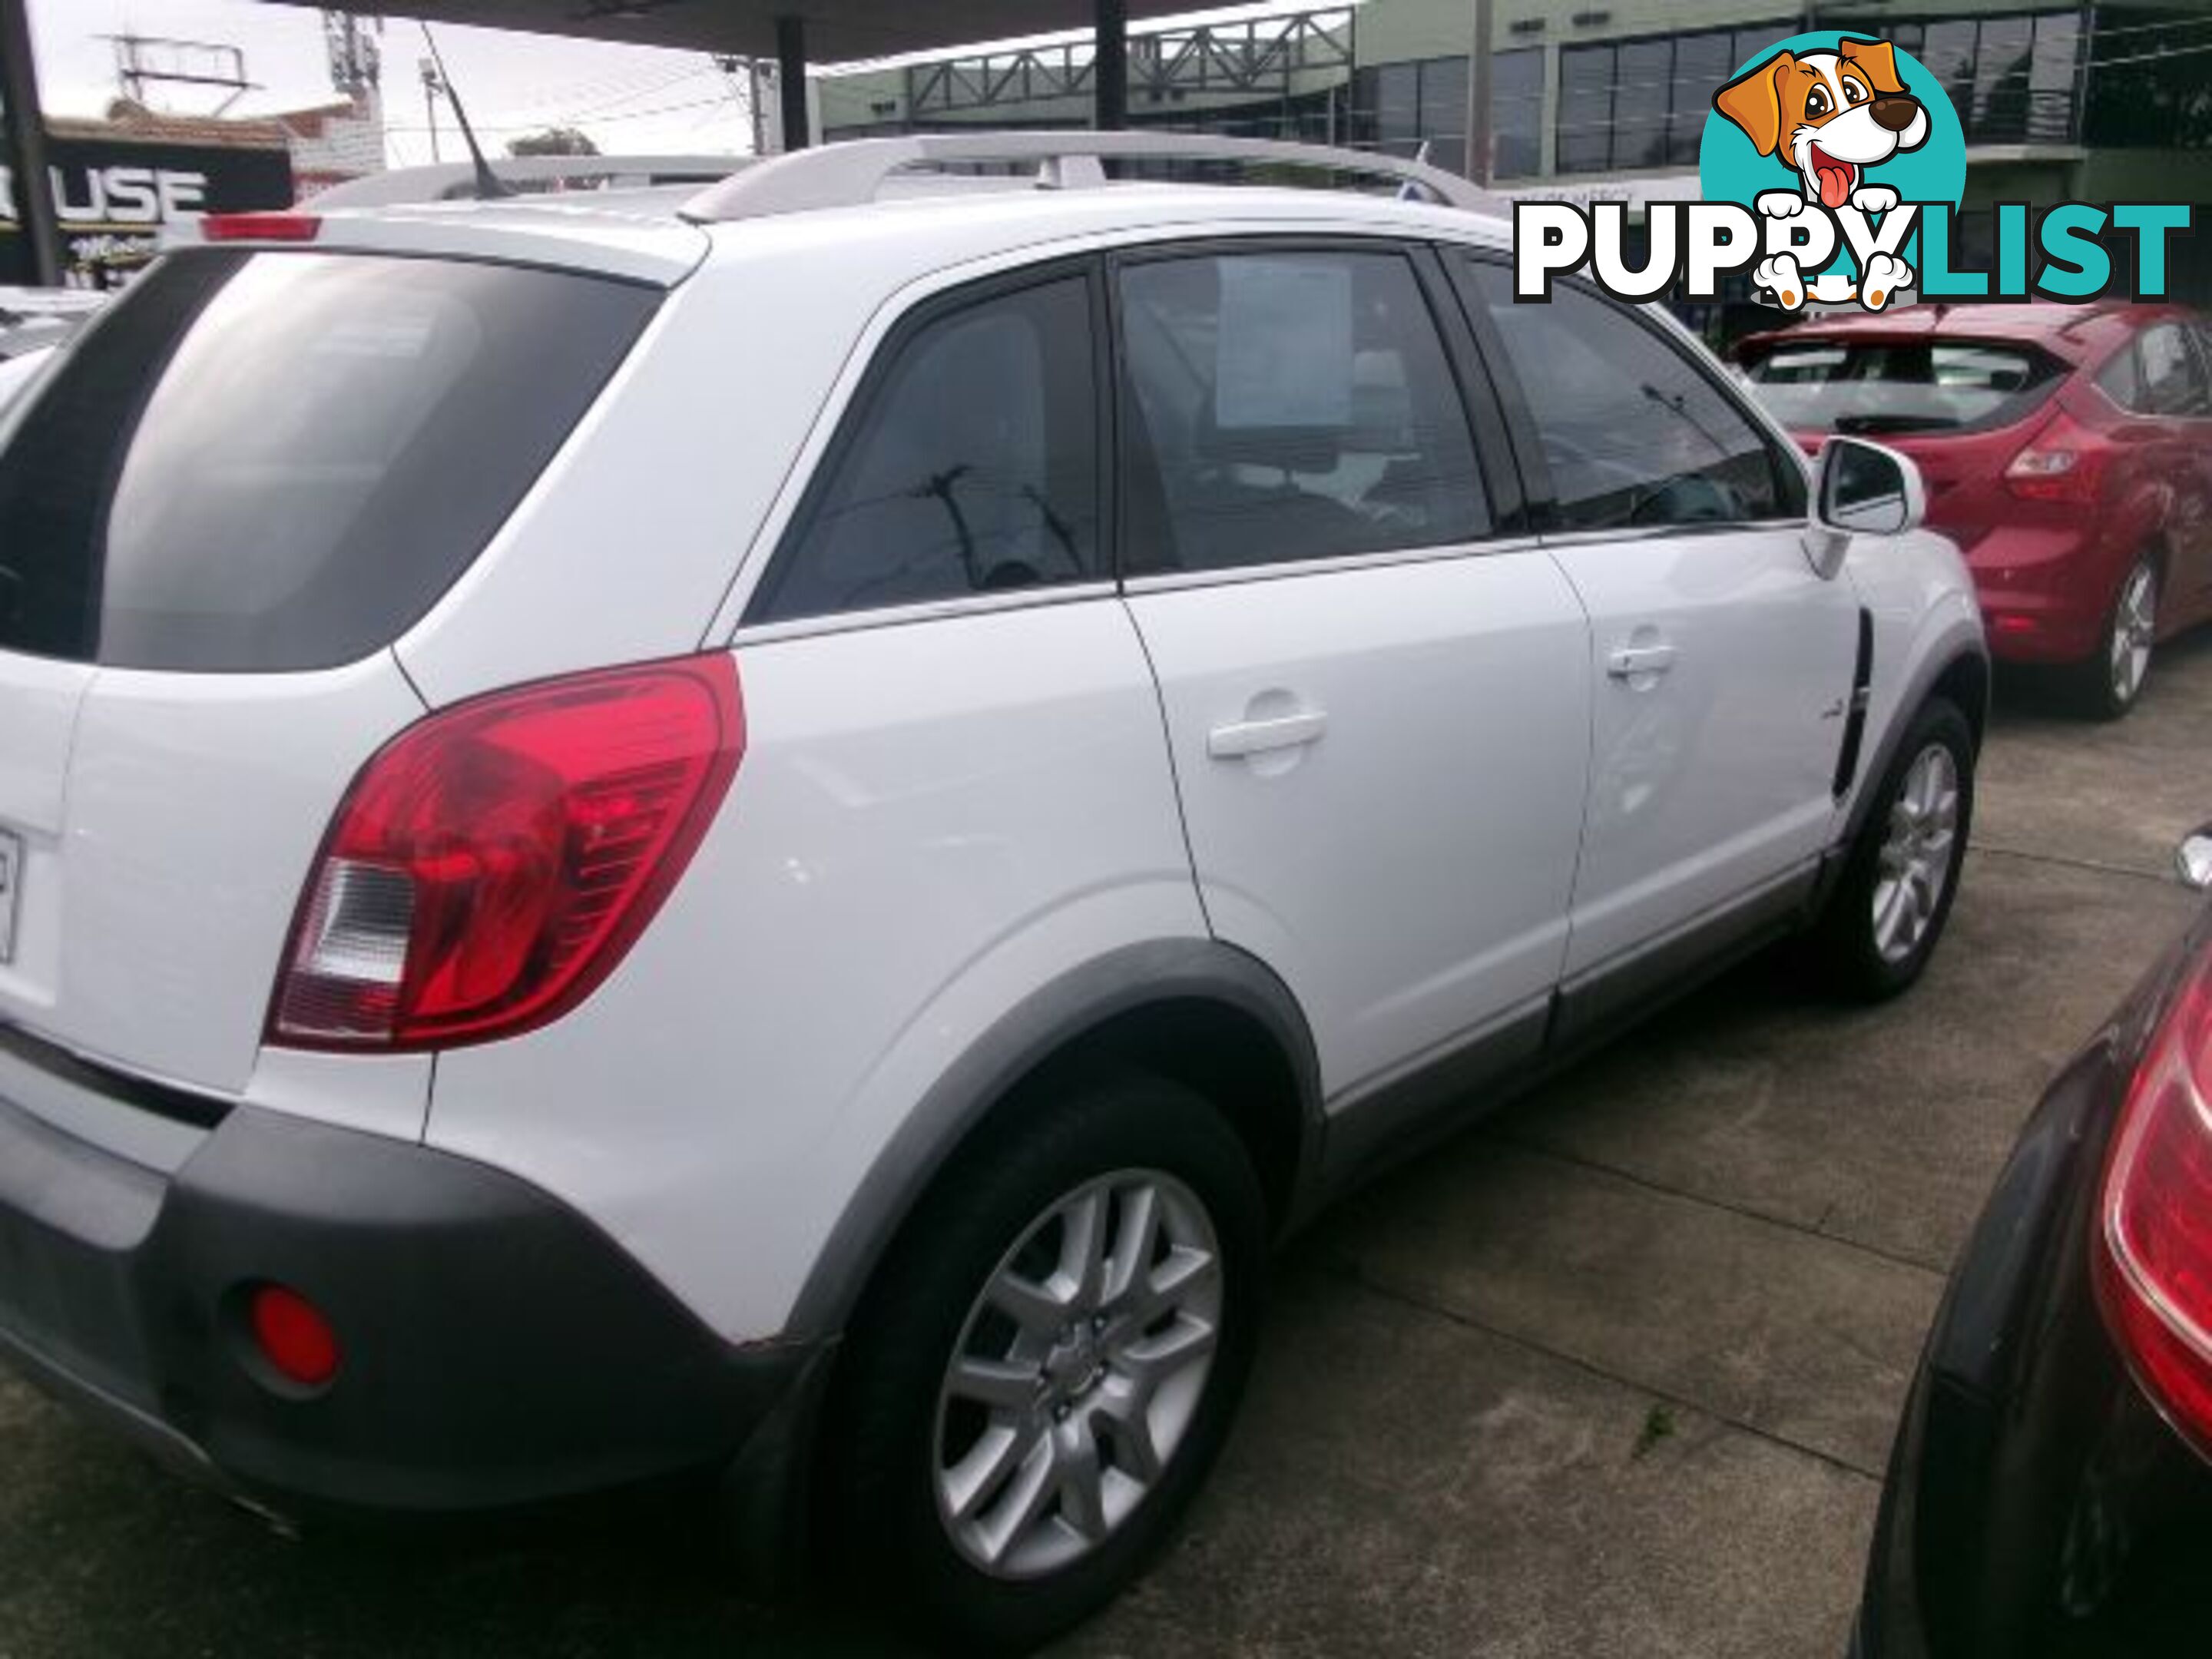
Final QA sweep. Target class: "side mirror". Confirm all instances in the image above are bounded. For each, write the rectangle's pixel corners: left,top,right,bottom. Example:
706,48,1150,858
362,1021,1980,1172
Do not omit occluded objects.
2178,825,2212,891
1804,437,1928,578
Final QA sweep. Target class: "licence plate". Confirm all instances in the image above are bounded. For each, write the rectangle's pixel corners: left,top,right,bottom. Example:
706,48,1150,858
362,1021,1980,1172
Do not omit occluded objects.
0,829,19,965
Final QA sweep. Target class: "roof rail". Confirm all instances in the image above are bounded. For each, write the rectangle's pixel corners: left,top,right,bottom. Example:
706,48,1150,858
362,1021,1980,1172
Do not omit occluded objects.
680,131,1502,224
309,154,747,210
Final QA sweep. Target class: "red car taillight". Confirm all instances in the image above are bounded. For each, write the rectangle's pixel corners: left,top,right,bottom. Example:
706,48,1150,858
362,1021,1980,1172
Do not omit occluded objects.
2005,413,2104,505
268,655,744,1051
2094,947,2212,1459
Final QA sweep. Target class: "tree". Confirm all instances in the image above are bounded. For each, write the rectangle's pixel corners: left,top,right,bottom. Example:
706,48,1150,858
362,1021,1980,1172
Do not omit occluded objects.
508,127,598,157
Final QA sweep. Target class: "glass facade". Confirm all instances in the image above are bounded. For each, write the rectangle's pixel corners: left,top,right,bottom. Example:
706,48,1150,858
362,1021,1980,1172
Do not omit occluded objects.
1869,10,2086,144
2084,4,2212,149
826,4,2209,178
1557,22,1792,174
1352,48,1542,177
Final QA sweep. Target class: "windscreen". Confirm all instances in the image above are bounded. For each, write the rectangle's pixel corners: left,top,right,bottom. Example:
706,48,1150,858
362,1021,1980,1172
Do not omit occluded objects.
0,249,657,671
1743,337,2065,437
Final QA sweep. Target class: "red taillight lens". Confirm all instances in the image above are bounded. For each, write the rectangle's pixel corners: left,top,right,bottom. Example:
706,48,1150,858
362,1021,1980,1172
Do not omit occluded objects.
2005,414,2104,504
2094,950,2212,1459
200,211,323,243
248,1283,341,1388
269,655,743,1051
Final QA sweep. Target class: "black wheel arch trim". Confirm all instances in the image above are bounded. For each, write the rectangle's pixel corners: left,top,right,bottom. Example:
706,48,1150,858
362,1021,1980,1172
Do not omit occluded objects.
782,938,1323,1342
1839,634,1990,856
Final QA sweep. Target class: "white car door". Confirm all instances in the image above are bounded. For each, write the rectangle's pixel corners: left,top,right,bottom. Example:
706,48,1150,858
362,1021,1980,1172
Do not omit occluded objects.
1117,243,1592,1124
1455,258,1861,992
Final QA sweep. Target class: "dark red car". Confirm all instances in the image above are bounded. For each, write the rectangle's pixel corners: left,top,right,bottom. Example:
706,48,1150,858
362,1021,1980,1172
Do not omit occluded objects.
1740,302,2212,718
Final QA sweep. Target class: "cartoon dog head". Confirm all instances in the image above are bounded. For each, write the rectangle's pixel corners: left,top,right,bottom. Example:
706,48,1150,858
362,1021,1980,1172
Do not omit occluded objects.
1714,38,1929,210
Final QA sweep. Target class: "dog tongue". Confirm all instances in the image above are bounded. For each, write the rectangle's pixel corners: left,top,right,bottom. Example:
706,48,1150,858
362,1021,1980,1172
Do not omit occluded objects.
1818,164,1852,209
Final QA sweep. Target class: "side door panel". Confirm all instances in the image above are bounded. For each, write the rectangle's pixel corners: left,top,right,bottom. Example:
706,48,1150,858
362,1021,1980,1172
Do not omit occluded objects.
1128,555,1591,1101
1451,254,1859,981
1114,240,1592,1104
1545,528,1859,973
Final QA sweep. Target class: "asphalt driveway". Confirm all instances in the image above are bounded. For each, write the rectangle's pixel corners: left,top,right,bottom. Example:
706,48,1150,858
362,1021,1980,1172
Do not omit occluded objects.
5,641,2207,1659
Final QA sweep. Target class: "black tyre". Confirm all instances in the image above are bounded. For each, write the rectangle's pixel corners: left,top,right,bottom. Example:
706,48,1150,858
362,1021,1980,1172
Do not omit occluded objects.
825,1072,1267,1654
1813,696,1975,1001
2069,555,2158,721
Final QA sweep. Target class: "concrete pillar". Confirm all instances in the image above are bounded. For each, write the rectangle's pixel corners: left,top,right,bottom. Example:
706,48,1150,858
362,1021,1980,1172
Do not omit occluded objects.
0,0,61,286
1094,0,1128,131
776,15,810,151
1462,0,1494,186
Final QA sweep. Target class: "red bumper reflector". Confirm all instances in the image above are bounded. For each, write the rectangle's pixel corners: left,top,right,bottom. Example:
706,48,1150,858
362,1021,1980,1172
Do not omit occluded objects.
249,1283,342,1388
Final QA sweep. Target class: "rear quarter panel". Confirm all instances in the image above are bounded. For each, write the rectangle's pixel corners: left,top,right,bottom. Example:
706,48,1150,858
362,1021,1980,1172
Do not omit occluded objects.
420,600,1206,1341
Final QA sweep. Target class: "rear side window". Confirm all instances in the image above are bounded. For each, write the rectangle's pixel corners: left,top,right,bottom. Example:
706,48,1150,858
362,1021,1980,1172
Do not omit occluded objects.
2097,339,2144,410
1462,262,1799,530
0,250,656,672
2138,323,2210,417
1118,249,1488,575
750,275,1100,624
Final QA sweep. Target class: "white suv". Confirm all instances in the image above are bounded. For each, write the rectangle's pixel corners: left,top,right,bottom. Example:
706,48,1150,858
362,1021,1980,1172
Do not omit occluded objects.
0,135,1985,1650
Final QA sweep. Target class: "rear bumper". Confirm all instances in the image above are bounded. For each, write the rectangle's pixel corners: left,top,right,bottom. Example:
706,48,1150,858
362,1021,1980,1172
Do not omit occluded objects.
0,1071,822,1522
1959,520,2121,666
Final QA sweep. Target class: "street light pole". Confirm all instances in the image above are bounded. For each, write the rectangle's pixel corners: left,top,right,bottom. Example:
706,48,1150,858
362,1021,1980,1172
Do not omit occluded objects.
419,56,442,164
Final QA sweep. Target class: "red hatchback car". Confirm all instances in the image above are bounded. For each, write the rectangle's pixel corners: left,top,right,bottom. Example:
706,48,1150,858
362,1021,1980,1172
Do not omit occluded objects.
1740,303,2212,717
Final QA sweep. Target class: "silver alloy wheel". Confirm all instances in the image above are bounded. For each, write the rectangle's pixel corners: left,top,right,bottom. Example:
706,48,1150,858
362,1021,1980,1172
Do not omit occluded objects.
2110,562,2157,707
933,1169,1222,1581
1873,742,1960,966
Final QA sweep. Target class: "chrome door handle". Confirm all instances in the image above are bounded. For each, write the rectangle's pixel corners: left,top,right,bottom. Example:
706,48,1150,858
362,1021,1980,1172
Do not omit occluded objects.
1207,709,1329,759
1605,643,1677,679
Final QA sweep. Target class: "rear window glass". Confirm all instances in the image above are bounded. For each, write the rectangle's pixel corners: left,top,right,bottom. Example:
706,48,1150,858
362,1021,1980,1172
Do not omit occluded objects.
1743,338,2064,436
0,250,656,671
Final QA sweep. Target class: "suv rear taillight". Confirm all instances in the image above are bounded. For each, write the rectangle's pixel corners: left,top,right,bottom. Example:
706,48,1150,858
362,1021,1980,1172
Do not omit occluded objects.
268,655,743,1051
2094,947,2212,1459
2005,413,2104,505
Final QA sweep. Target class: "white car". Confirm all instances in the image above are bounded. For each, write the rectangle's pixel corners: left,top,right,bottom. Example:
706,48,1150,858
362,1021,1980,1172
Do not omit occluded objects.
0,136,1985,1649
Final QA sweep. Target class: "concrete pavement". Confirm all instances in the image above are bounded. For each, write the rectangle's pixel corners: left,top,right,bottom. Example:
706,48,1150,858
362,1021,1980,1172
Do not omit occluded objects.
5,640,2207,1658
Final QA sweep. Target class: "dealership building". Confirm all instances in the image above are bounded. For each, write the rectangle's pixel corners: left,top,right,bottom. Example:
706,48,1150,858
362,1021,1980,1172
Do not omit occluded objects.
819,0,2211,300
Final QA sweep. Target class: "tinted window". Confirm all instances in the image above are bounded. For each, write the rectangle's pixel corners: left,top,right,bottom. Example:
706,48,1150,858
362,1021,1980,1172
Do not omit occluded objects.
1120,250,1488,575
753,276,1099,622
0,250,654,672
1557,45,1613,174
1746,338,2065,435
2097,340,2144,411
1465,262,1796,529
1493,48,1545,180
2138,323,2209,417
1612,39,1671,171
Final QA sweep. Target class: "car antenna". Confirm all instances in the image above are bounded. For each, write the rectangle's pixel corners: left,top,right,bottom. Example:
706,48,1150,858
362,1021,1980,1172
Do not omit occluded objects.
419,23,511,200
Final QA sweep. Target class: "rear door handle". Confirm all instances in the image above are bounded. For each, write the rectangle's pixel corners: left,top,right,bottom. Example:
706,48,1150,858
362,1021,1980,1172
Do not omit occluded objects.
1606,643,1677,679
1208,709,1329,759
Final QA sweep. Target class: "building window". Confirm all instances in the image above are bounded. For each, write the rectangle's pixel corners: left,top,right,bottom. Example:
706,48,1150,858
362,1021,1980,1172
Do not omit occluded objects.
1553,12,2089,174
1556,40,1614,173
1558,22,1793,175
1493,48,1545,178
2085,4,2210,151
1353,50,1538,178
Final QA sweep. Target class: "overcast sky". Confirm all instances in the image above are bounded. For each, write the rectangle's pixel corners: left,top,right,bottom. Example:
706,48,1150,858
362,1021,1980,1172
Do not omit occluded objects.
25,1,1330,166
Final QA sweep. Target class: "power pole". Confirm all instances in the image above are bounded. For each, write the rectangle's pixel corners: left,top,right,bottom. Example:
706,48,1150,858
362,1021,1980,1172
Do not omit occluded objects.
1462,0,1494,186
0,0,62,286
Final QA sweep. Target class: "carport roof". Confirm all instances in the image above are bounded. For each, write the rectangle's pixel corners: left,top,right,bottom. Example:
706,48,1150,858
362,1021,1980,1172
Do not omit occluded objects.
264,2,1200,65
